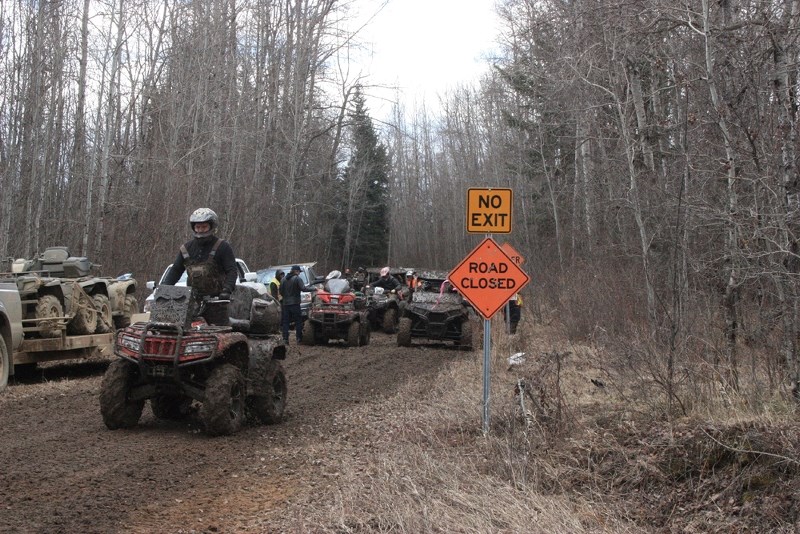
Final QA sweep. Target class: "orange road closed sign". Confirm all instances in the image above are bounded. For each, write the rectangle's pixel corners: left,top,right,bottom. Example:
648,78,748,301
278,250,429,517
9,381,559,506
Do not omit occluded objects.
449,237,530,320
467,188,512,234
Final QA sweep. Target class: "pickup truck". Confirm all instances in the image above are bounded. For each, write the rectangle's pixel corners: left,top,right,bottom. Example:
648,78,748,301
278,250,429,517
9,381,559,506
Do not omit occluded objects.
0,282,114,392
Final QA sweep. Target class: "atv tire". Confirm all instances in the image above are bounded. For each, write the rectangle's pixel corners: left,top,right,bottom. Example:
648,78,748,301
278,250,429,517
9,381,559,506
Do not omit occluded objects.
360,323,371,346
35,295,63,338
67,292,97,335
114,294,138,329
100,359,144,429
347,321,361,347
93,294,114,333
201,364,246,436
382,307,397,334
151,395,193,420
301,320,316,346
397,317,412,347
458,320,473,351
248,362,287,424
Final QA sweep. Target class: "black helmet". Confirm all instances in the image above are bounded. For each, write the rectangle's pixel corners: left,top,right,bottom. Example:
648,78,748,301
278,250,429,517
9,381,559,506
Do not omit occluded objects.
189,208,218,238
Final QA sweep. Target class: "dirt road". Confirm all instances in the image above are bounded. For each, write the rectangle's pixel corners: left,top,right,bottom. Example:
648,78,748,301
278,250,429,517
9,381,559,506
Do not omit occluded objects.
0,333,465,533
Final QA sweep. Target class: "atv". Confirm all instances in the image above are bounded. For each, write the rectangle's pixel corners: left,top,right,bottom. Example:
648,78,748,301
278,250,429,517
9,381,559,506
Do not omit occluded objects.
302,276,370,347
364,267,410,333
6,246,138,337
396,270,476,350
100,285,287,436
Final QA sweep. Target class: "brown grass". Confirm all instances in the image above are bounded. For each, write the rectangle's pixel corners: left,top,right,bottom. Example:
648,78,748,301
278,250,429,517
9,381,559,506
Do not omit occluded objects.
273,309,800,533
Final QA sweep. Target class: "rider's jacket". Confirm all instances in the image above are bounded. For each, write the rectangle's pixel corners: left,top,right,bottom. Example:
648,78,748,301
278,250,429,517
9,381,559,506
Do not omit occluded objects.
163,236,237,298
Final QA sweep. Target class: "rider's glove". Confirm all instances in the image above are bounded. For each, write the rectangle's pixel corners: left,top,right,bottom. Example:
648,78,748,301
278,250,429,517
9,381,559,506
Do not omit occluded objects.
218,291,231,301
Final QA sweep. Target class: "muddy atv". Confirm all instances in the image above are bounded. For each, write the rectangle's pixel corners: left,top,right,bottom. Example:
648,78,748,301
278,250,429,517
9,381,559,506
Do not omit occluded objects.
302,281,370,347
365,287,409,334
364,267,410,333
396,271,476,350
100,285,287,436
6,246,138,337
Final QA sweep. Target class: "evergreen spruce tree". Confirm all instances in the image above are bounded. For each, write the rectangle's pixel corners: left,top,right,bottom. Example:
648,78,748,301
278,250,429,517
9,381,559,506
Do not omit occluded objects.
336,86,391,269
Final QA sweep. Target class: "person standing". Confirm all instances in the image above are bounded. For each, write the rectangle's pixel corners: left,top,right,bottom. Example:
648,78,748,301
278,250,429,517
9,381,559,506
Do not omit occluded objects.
279,265,316,342
269,270,285,302
351,266,367,292
504,293,523,334
161,208,238,326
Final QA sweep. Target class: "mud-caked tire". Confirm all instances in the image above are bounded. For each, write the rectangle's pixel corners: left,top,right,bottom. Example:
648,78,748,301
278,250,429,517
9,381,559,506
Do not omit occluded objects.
114,294,138,329
67,292,97,335
382,307,398,334
458,320,473,351
36,295,64,338
301,320,316,346
347,321,361,347
151,395,193,420
360,322,371,346
397,317,412,347
0,338,8,393
100,359,144,429
248,362,287,425
201,364,246,436
93,294,114,333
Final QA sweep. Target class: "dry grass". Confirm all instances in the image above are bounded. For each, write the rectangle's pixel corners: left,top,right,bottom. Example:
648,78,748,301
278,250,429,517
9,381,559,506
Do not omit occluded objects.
273,311,800,533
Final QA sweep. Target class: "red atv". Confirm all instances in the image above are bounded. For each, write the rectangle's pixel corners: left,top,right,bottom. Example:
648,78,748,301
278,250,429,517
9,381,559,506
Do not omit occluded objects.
99,285,287,436
302,276,370,347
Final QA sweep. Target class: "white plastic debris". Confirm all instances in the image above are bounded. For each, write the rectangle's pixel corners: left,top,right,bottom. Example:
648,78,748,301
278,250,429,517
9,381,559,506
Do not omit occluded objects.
507,352,526,367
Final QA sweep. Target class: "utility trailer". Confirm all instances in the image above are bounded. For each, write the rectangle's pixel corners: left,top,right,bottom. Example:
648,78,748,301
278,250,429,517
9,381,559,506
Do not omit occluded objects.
0,281,114,392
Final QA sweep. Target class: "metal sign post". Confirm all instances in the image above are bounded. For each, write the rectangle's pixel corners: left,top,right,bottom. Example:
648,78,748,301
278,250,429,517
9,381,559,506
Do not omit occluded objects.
482,318,491,434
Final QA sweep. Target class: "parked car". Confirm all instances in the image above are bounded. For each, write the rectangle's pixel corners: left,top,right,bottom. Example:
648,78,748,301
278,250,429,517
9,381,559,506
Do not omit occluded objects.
143,258,266,313
255,262,323,319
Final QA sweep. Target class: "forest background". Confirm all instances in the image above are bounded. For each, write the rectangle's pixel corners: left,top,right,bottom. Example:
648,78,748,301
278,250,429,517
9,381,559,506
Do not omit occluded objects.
2,0,800,399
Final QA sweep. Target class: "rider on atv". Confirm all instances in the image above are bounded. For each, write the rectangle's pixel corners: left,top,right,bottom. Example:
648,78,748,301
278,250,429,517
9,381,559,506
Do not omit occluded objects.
367,266,400,292
161,208,238,326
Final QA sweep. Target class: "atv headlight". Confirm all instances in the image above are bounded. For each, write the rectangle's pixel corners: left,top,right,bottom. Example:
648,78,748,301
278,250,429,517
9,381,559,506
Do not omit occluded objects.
119,333,141,352
183,340,215,356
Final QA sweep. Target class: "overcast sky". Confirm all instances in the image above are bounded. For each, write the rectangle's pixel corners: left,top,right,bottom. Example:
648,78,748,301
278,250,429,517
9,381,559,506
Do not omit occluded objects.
346,0,501,118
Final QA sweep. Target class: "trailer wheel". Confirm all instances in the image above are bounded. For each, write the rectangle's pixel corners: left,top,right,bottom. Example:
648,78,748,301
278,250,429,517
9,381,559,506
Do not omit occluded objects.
347,321,361,347
151,395,193,420
382,307,397,334
100,359,144,429
93,294,114,333
36,295,63,338
67,292,97,335
114,294,138,329
201,364,246,436
248,362,287,425
397,317,412,347
0,339,8,392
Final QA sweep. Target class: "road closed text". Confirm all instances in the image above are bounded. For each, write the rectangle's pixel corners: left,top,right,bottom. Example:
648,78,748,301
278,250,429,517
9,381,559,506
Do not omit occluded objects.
458,261,518,289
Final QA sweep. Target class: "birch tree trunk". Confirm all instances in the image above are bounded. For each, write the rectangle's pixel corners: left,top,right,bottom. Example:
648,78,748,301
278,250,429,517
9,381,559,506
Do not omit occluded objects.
698,0,740,389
